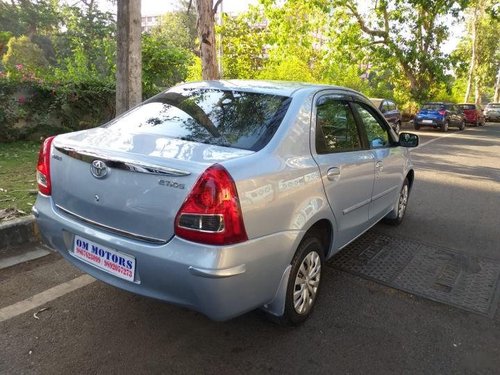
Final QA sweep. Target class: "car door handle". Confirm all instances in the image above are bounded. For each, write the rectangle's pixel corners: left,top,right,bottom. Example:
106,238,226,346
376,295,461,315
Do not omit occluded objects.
375,161,384,172
327,167,341,180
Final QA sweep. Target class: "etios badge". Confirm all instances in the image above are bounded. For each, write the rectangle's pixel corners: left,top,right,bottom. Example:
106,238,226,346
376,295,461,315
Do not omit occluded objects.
90,160,108,179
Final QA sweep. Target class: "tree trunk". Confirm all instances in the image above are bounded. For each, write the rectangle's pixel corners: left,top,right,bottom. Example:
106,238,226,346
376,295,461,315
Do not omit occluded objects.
494,67,500,103
196,0,220,80
474,76,481,105
116,0,142,115
464,3,479,103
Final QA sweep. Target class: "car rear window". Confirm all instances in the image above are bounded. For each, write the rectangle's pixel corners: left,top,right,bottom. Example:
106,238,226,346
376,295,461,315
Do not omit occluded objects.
459,104,476,110
487,103,500,109
421,104,444,110
104,88,292,152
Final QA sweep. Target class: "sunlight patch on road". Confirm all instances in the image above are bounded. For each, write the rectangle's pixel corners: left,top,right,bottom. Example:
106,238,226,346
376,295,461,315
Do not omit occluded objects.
415,168,500,192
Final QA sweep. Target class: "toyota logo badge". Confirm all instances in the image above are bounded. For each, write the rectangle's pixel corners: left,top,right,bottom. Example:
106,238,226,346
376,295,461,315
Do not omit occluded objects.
90,160,108,179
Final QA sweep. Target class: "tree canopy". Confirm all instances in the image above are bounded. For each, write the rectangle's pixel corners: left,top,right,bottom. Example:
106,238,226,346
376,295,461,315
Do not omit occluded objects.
0,0,498,117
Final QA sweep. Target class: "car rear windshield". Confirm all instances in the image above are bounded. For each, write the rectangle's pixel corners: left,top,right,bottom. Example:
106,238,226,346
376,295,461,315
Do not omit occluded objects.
487,103,500,108
421,104,445,110
459,104,476,110
104,88,292,152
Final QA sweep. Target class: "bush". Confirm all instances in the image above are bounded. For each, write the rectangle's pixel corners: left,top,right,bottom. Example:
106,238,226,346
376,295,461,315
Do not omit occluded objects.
0,76,115,142
2,36,48,80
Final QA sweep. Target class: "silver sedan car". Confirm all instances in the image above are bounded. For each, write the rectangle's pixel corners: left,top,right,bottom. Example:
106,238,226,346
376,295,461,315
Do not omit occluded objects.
34,80,418,325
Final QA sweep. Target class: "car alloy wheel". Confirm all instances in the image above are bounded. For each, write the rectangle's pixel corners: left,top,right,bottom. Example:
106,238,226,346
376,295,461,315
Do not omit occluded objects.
293,251,321,315
442,121,449,132
397,183,409,219
273,236,325,325
383,178,410,226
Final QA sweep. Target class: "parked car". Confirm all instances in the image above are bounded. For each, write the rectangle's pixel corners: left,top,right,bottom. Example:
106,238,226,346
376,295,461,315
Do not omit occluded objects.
370,98,402,133
458,103,485,126
414,102,465,132
484,103,500,122
34,80,419,325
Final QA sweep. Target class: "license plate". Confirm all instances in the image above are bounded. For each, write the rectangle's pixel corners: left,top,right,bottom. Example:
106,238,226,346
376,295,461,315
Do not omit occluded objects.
72,235,136,282
422,119,433,124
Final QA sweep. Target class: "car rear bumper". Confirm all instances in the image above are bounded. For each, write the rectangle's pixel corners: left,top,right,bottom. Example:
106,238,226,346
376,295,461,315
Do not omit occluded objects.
414,118,445,127
485,113,500,121
34,195,299,321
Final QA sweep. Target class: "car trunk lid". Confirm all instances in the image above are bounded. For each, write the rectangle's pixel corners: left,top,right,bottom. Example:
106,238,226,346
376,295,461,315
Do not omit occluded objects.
418,109,444,120
50,128,253,243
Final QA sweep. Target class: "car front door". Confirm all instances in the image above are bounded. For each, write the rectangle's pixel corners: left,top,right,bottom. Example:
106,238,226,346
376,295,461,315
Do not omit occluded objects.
351,101,406,222
312,95,376,248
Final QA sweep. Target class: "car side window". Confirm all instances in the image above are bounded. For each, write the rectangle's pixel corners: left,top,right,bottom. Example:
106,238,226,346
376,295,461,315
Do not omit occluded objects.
352,102,390,149
315,99,362,154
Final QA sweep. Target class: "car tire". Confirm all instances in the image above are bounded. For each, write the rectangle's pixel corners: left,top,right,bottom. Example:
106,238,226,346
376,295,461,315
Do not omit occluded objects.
395,121,401,134
275,236,324,326
414,124,420,130
441,121,449,132
459,120,465,131
383,178,409,226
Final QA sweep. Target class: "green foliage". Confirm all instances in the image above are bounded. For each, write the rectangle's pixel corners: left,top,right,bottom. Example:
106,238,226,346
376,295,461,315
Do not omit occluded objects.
0,0,60,37
260,0,326,64
331,0,469,103
142,10,199,95
0,31,13,57
2,36,48,79
186,56,203,82
451,0,499,102
218,12,267,79
0,76,115,142
56,4,116,82
258,56,316,82
142,33,195,96
0,140,40,215
152,11,198,53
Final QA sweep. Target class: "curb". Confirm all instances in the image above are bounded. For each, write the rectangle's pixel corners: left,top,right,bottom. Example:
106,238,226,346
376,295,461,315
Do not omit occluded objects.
0,215,40,249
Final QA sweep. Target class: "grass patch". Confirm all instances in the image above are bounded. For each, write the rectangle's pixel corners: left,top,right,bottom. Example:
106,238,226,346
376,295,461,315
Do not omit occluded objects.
0,141,41,219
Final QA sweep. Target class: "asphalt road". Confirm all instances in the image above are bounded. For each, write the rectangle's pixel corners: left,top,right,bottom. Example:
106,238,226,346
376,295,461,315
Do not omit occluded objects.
1,123,500,374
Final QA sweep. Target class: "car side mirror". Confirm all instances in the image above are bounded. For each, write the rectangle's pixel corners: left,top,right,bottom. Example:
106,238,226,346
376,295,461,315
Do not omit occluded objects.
399,132,419,148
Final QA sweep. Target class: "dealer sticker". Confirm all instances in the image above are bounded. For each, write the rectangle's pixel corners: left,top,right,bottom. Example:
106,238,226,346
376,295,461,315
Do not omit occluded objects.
72,235,136,282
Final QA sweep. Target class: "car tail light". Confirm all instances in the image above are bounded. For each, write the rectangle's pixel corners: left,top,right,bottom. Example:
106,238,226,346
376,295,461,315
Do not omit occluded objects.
175,164,248,245
438,109,446,116
36,136,55,195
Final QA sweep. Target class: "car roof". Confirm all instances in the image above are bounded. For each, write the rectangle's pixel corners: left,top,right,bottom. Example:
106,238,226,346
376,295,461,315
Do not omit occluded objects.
175,79,365,98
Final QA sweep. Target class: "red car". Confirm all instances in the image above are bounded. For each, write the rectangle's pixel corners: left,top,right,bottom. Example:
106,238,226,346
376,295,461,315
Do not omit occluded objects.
458,103,485,126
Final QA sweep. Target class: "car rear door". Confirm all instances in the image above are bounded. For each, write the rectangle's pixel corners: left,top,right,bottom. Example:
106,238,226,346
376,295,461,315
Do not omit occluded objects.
311,94,375,248
350,101,405,222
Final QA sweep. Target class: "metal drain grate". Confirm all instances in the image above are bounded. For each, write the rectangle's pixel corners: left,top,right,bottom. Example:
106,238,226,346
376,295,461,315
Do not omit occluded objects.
328,231,500,317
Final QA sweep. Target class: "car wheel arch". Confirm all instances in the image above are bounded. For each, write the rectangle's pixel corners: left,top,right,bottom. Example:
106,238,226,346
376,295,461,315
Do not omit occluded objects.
262,219,332,323
406,169,415,191
303,219,333,259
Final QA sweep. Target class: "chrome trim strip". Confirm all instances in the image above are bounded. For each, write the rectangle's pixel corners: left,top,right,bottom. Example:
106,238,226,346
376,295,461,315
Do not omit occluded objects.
54,145,191,177
342,198,371,215
188,264,246,278
55,205,167,245
371,185,398,201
